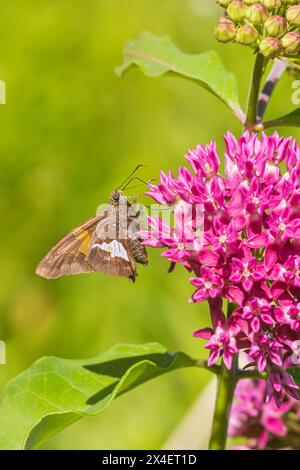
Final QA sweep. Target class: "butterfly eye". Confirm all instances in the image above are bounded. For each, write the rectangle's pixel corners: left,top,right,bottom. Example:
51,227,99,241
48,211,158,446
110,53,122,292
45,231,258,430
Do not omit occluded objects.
113,193,120,202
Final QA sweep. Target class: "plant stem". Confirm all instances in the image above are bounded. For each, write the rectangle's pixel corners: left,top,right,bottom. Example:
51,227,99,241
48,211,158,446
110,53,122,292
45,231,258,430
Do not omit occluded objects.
245,53,265,131
195,359,220,375
257,59,288,124
208,302,238,450
238,370,267,380
208,356,238,450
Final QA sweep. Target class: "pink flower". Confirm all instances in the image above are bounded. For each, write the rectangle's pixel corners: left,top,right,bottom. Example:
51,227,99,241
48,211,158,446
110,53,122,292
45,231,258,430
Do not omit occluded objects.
193,308,238,369
190,267,224,301
248,333,284,373
229,254,264,292
229,379,298,450
240,298,273,334
185,141,220,179
266,369,300,408
274,303,300,332
146,170,178,205
142,131,300,406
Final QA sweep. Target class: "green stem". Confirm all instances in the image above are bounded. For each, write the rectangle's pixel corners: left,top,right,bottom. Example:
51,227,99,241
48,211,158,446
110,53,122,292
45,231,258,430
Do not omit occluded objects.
237,370,267,380
208,302,238,450
245,53,265,131
208,356,238,450
196,359,220,375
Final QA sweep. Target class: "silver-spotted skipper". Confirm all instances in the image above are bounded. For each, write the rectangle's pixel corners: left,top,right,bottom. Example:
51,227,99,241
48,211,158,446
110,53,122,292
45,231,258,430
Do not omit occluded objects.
36,170,148,282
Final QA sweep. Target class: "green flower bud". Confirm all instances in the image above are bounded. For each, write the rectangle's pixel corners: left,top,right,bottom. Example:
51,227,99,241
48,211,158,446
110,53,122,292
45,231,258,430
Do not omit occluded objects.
261,0,282,10
227,1,247,22
283,0,299,5
215,19,237,42
236,24,259,44
265,15,287,36
281,31,300,53
217,0,233,6
259,36,282,58
286,5,300,25
246,4,269,25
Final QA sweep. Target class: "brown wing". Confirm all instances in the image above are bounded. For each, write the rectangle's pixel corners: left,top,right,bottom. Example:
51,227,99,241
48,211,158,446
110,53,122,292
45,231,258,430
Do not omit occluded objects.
37,199,148,282
84,201,147,282
36,215,104,279
87,234,137,282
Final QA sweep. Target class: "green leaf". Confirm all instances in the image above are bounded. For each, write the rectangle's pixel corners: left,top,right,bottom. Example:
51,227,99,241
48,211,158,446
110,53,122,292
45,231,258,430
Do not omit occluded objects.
264,108,300,129
0,343,196,450
116,31,242,118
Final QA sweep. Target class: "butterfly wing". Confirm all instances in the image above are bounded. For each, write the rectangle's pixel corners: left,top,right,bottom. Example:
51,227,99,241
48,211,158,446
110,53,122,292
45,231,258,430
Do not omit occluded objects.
87,235,137,282
36,197,148,282
85,201,146,282
36,215,104,279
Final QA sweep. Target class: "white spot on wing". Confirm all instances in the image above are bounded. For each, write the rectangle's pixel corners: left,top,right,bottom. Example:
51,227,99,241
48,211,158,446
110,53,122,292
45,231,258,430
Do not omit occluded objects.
96,240,129,261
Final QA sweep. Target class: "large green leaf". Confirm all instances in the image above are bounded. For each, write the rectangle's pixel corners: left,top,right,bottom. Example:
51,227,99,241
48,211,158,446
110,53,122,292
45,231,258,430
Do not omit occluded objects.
116,31,242,117
0,343,196,450
264,108,300,129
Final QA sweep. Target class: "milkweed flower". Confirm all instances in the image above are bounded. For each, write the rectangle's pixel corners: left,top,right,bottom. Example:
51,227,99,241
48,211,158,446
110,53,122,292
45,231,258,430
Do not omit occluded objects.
228,378,300,449
141,131,300,406
194,308,239,369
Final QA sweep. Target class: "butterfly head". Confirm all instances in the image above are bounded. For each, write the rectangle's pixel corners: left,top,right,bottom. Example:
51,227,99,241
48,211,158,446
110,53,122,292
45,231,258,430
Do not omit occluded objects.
110,190,126,206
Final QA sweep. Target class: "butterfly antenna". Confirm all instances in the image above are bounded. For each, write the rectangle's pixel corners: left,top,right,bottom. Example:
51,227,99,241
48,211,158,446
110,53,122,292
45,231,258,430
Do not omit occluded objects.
123,177,157,191
116,165,146,191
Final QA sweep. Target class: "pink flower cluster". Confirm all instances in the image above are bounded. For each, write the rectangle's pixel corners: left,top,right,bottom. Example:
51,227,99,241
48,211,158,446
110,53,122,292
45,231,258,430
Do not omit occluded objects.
229,379,300,450
141,131,300,406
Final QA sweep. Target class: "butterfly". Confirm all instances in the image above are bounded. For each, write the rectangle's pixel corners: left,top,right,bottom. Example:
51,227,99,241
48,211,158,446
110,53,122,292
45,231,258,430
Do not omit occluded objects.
36,189,148,283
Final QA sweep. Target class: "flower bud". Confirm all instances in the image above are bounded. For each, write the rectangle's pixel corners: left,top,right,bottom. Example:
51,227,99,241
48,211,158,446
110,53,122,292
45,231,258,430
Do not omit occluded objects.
236,24,259,44
286,5,300,25
281,31,300,53
215,19,237,42
283,0,299,5
259,36,282,58
246,4,268,25
261,0,282,10
265,15,287,36
217,0,233,6
227,1,247,22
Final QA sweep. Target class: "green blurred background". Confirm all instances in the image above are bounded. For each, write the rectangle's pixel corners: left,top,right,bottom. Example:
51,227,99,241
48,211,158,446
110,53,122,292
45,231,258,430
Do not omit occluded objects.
0,0,298,450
